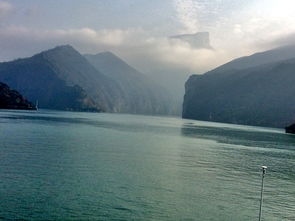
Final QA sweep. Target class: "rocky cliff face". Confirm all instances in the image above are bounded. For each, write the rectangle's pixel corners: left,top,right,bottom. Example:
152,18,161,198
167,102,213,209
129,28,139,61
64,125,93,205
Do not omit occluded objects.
170,32,212,49
0,82,36,110
183,45,295,128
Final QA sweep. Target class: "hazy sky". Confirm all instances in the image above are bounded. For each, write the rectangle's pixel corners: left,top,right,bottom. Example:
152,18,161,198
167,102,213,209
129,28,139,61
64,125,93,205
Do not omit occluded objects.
1,0,295,75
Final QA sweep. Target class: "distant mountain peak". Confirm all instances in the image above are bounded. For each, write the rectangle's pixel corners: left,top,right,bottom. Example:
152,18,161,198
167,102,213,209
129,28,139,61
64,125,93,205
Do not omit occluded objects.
31,45,80,61
84,52,172,114
170,32,213,49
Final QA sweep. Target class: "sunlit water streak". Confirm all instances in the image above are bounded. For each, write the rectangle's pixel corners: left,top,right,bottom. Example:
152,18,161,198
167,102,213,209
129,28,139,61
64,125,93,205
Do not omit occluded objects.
0,109,294,220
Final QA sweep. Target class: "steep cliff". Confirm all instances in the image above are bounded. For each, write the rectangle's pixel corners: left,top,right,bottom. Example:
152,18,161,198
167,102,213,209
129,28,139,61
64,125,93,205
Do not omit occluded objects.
183,45,295,128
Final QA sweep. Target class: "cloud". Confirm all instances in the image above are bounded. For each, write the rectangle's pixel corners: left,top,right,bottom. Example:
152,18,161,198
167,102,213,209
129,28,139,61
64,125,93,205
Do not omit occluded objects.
0,25,231,77
1,1,295,77
1,13,295,79
173,0,199,33
171,0,295,58
257,32,295,50
0,26,146,60
0,1,12,18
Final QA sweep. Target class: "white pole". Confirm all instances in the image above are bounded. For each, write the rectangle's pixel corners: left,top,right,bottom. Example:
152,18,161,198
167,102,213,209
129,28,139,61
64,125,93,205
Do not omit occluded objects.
258,166,267,221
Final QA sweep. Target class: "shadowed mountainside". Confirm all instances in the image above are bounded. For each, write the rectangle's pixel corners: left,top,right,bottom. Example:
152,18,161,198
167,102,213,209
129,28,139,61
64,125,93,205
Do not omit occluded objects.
183,45,295,128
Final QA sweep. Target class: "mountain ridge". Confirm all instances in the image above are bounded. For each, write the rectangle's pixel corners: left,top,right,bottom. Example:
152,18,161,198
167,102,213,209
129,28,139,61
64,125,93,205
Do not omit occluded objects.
0,45,171,115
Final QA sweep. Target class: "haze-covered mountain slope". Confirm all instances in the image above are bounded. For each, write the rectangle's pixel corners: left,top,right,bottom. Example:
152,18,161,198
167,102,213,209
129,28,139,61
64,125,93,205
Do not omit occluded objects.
0,82,36,110
84,52,171,114
183,45,295,128
207,44,295,75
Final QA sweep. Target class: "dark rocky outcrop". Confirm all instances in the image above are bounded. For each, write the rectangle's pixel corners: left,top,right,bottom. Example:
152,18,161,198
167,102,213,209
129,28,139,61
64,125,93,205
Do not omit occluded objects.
0,82,36,110
183,45,295,128
285,123,295,134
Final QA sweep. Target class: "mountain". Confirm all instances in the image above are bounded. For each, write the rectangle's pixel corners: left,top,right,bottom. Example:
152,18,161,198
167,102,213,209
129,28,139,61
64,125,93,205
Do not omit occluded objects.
0,45,170,114
84,51,171,114
0,45,104,112
170,32,212,49
183,45,295,128
0,82,36,110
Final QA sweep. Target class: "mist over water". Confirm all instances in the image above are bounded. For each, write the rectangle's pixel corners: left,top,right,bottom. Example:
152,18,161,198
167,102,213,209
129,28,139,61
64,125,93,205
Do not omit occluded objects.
0,110,294,220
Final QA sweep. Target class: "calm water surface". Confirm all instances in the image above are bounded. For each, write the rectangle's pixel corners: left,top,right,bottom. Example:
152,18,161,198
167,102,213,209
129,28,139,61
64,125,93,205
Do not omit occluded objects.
0,110,294,220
